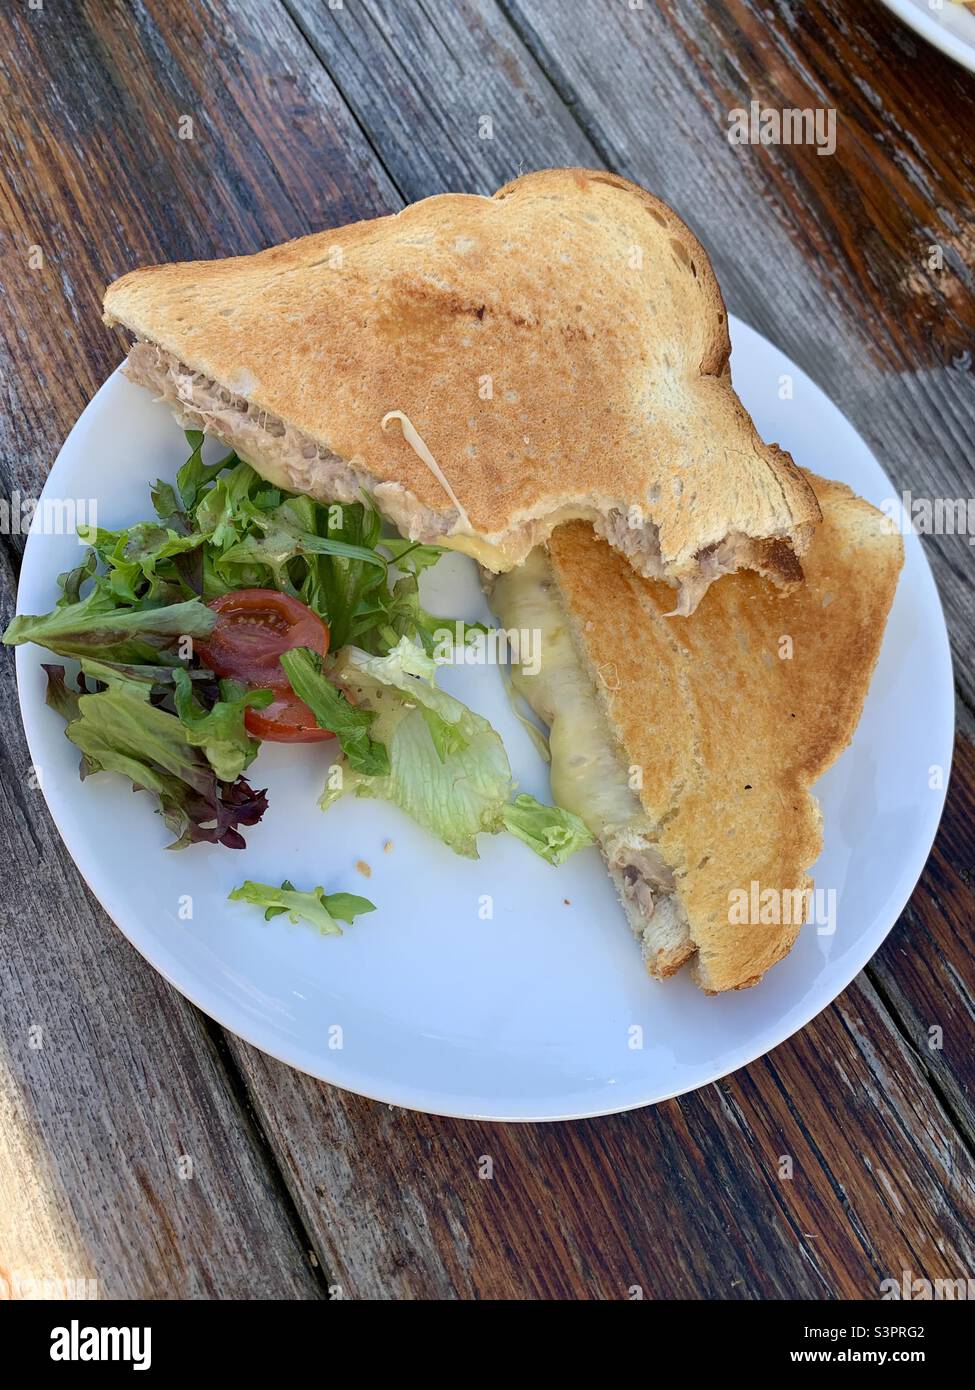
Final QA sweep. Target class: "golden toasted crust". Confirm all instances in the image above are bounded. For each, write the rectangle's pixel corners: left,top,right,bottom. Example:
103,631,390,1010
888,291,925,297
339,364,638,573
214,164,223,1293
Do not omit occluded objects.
103,168,819,576
547,474,903,992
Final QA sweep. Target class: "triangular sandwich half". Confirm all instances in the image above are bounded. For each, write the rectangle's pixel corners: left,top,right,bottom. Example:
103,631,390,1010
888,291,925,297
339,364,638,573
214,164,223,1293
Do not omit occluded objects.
487,474,902,991
103,168,819,613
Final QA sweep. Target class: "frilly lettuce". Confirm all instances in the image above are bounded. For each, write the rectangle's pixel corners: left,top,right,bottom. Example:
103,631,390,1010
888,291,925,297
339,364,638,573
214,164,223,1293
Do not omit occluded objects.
58,676,268,849
3,592,215,664
314,638,592,863
229,878,375,935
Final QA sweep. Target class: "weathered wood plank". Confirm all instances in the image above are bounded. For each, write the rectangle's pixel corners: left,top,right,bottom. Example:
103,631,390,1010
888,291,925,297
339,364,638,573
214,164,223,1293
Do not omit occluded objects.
283,0,594,196
0,0,397,521
0,0,402,1298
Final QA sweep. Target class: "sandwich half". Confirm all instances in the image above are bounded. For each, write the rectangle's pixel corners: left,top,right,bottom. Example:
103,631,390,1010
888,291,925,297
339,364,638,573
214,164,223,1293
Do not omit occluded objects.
487,474,902,991
104,168,819,612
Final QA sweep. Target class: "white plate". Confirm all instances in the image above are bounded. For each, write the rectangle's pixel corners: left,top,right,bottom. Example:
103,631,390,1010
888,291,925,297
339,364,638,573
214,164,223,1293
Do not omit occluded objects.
14,318,953,1121
879,0,975,72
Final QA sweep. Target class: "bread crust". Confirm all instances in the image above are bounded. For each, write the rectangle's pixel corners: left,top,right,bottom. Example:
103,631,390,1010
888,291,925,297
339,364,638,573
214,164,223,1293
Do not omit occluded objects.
546,474,903,992
103,168,820,581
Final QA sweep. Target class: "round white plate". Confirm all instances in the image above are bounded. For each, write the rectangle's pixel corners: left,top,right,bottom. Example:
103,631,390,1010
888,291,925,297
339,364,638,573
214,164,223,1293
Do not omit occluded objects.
14,318,953,1121
880,0,975,71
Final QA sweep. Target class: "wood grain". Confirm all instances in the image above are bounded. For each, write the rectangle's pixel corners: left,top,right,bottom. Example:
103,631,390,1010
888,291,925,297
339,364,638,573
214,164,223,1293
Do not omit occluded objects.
0,0,400,1299
0,0,972,1301
0,0,396,524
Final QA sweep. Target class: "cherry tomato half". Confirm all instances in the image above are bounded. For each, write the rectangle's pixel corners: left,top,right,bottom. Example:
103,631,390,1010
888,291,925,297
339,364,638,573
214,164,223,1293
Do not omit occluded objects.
196,589,329,688
244,689,336,744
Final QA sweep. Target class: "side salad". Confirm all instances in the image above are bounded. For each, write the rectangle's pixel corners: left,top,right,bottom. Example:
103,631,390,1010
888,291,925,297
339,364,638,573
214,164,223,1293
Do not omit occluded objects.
4,432,591,873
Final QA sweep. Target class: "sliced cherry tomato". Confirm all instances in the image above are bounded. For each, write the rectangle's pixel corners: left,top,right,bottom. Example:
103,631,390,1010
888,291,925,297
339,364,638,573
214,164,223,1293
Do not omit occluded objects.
244,689,336,744
196,589,329,687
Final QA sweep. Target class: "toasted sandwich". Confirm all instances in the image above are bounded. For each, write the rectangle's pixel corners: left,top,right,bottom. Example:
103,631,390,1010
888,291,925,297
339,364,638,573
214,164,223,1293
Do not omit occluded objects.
103,168,819,612
488,474,902,991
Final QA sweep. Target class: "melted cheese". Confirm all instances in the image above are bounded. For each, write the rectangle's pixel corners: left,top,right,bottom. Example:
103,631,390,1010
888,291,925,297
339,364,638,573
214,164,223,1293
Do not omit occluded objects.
439,533,511,567
441,506,599,572
489,548,647,841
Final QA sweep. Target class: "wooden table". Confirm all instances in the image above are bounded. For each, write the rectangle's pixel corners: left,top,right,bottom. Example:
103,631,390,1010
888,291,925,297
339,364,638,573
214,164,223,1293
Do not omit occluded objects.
1,0,973,1300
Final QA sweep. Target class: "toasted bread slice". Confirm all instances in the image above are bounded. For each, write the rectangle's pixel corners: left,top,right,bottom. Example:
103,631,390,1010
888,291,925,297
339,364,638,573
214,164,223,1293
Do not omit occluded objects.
489,474,902,991
104,168,819,610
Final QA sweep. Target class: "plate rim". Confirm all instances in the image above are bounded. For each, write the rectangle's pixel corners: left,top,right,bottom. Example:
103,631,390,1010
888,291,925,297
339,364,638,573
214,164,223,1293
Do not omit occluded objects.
879,0,975,73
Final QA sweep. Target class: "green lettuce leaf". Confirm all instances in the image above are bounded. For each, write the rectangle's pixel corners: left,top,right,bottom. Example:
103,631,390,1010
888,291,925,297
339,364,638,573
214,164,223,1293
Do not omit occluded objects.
3,595,216,663
53,679,268,849
172,670,271,782
320,891,378,925
279,647,390,776
379,538,445,575
149,477,190,532
79,520,203,593
69,687,215,791
42,664,82,722
228,878,376,935
218,497,387,581
193,460,263,549
500,794,593,866
320,638,592,862
76,656,211,695
56,548,99,606
178,430,237,509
